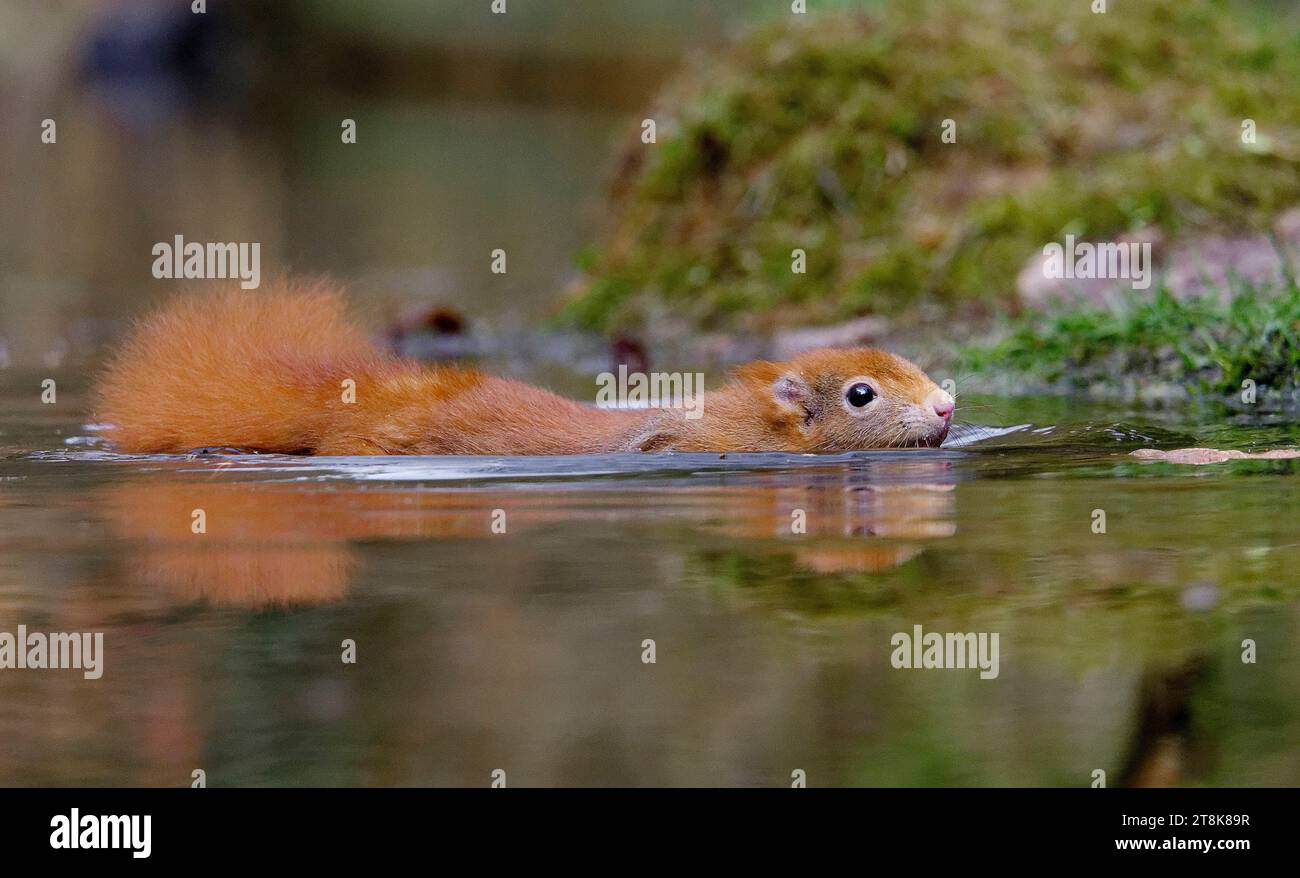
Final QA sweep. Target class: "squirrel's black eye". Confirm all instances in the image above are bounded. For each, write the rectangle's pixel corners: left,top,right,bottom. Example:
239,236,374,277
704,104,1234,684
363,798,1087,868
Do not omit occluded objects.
846,383,875,407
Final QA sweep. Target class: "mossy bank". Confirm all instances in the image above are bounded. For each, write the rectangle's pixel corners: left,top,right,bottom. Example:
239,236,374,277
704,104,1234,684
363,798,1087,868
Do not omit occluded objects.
563,0,1300,333
958,280,1300,406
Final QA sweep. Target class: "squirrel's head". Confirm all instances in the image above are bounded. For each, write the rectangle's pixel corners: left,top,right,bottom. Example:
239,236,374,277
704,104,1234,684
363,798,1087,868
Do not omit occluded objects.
737,348,954,451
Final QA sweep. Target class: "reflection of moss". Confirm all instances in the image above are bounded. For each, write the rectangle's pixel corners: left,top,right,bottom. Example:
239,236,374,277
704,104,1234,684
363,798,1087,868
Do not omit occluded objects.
1193,621,1300,785
689,525,1300,627
566,0,1300,330
690,547,910,616
689,543,1300,785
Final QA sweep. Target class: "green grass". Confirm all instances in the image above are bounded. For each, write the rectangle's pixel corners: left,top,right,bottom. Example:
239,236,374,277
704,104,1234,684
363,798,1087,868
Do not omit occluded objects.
958,281,1300,400
564,0,1300,331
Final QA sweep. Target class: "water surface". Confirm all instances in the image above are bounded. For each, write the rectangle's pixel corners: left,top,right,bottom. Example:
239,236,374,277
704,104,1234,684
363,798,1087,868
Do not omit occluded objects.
2,380,1298,787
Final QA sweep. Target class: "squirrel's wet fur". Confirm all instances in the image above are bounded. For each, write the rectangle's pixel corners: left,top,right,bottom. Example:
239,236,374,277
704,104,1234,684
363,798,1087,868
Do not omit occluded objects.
95,280,952,455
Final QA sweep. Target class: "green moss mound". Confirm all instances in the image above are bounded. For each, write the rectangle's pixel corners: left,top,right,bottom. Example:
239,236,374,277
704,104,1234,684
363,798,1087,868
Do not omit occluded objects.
564,0,1300,331
959,279,1300,400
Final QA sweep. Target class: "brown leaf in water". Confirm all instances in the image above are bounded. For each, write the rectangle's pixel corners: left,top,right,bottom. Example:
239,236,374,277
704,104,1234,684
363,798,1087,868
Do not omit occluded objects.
1131,447,1300,465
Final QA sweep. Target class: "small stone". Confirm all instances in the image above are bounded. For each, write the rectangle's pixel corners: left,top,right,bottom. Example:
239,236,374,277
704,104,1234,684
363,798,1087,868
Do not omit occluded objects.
1180,583,1219,612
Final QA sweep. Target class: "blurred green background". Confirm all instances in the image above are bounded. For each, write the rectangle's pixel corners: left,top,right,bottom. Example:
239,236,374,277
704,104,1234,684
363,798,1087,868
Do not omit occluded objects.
0,0,767,368
2,0,1297,399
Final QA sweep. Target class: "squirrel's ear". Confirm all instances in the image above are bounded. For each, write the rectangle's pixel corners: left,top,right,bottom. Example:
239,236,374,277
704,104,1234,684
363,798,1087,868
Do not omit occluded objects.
732,360,782,384
772,373,818,426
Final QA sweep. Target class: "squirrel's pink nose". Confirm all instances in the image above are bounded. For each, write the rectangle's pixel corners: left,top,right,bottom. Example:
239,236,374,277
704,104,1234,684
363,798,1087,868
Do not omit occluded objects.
926,389,955,421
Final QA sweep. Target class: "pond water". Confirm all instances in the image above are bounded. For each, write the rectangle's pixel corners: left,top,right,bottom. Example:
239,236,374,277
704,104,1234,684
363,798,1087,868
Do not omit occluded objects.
2,377,1297,787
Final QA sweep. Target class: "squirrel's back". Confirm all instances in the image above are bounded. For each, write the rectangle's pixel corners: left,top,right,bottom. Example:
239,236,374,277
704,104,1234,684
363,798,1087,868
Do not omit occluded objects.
95,280,409,453
94,280,647,455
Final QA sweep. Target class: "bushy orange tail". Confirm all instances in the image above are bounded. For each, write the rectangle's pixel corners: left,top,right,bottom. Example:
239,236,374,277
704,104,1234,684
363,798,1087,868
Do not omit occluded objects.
95,280,392,454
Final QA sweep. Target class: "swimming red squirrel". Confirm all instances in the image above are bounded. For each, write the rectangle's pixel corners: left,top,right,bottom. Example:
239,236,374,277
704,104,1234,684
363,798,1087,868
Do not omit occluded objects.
94,281,955,455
